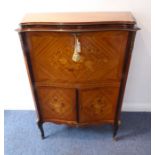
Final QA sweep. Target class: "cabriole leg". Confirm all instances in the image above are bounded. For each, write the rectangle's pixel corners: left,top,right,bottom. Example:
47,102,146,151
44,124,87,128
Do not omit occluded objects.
37,120,45,139
113,121,119,141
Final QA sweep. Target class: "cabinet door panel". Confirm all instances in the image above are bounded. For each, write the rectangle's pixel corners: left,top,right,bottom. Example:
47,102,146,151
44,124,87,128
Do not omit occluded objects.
79,86,120,123
27,31,128,84
36,87,76,122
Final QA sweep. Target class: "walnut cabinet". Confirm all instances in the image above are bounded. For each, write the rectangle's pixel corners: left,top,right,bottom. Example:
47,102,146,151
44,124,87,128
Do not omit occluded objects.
17,12,139,139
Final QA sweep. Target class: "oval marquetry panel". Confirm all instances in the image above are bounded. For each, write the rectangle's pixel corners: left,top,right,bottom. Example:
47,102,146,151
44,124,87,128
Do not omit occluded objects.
27,31,128,85
35,87,76,122
79,86,120,123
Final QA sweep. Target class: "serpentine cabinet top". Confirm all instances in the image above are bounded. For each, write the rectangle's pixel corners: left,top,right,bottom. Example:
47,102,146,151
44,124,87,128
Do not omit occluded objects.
20,12,136,25
17,12,139,32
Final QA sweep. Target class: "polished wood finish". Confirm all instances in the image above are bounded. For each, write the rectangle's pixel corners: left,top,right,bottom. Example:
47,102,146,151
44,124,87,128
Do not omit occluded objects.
21,12,136,25
17,12,139,139
36,87,77,122
79,87,120,123
27,31,128,84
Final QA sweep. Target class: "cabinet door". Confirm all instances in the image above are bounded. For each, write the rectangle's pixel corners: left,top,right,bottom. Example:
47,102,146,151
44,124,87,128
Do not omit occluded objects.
27,31,128,85
79,86,120,123
36,87,77,123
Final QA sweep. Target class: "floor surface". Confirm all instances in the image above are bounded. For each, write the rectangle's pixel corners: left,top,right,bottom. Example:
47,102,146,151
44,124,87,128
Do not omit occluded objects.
4,111,151,155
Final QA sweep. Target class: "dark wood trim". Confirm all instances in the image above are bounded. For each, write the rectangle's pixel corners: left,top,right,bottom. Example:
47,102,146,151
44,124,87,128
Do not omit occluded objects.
76,89,80,123
18,32,43,122
16,28,139,33
113,30,137,138
20,23,136,28
37,120,45,139
20,20,136,26
16,24,140,33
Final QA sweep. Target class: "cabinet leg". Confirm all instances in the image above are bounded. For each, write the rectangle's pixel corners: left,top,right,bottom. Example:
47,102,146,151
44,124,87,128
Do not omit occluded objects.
37,121,45,139
113,122,119,141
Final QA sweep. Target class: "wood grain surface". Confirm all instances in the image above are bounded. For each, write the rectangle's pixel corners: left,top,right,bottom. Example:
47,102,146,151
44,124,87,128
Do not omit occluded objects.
21,12,136,25
27,31,128,86
36,87,77,122
79,87,120,123
18,13,139,138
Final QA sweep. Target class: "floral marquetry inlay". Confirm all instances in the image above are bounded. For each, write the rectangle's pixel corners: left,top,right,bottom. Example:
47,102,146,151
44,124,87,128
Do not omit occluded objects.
49,96,68,115
79,87,120,123
36,87,76,121
28,31,128,84
89,97,107,115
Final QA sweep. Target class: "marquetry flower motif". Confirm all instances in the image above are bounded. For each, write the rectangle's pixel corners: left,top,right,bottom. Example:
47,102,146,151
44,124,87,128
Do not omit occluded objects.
89,97,107,115
48,96,68,115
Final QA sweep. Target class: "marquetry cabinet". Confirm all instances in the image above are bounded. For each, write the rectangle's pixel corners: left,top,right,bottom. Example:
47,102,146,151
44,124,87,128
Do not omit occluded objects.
17,12,139,139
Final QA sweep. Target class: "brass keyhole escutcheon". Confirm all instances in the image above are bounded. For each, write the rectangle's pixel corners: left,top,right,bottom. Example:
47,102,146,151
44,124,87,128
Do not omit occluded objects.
72,34,81,62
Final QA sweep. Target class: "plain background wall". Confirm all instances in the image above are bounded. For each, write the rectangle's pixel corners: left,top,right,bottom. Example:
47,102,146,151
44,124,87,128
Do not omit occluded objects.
0,0,151,111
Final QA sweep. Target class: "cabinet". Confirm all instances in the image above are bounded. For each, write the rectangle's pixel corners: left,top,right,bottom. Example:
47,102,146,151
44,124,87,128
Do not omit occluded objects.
17,12,139,139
